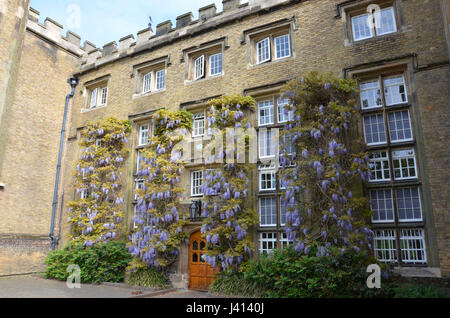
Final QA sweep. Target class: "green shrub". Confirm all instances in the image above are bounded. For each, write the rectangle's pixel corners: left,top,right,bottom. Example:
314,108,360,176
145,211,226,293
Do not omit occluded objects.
44,241,132,284
210,272,266,298
125,267,168,289
213,247,394,298
394,283,447,298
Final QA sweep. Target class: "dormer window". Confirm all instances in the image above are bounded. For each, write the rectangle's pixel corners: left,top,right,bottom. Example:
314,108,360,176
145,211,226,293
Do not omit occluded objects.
183,38,226,83
84,77,110,111
350,5,398,42
133,57,169,97
244,19,295,67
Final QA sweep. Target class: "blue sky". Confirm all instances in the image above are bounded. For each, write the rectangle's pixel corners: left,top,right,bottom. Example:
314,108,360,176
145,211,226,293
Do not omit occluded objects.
30,0,247,47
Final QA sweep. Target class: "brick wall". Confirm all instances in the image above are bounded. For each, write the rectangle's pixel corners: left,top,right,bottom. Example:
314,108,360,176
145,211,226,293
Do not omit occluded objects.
0,7,81,275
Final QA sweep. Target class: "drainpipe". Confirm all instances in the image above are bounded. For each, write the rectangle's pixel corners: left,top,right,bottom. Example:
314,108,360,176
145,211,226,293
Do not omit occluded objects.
50,77,79,250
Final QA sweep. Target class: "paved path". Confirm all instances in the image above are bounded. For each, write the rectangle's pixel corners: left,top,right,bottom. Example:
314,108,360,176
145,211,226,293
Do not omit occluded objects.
0,275,224,298
0,275,160,298
151,289,224,298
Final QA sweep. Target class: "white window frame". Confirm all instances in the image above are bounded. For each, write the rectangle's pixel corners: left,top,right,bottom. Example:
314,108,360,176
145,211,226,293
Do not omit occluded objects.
351,6,397,42
155,69,166,91
142,71,153,93
192,113,205,138
360,80,382,109
277,97,293,123
363,113,387,146
258,100,274,126
352,13,374,42
388,110,413,143
274,34,291,60
370,189,395,223
259,197,277,227
369,151,391,182
374,230,398,263
396,187,423,222
100,87,108,106
191,170,204,197
194,55,205,80
259,170,276,191
259,129,275,159
135,179,144,201
256,37,271,64
259,232,277,254
375,7,397,36
90,88,98,108
209,53,223,76
280,232,293,249
80,188,89,199
400,229,427,264
383,75,408,106
139,124,149,146
392,149,417,180
136,151,144,172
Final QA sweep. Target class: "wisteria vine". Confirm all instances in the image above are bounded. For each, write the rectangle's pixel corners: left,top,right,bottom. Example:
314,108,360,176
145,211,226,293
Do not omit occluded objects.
128,109,192,272
201,95,259,273
68,117,131,247
279,72,374,257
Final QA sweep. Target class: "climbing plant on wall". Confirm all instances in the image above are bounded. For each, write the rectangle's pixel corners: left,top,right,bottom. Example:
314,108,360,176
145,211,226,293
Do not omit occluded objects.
128,109,192,272
67,117,131,247
201,95,259,273
279,72,374,256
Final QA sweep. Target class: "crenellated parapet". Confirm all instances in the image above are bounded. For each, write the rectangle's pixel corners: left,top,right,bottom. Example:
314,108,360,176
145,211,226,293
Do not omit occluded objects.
76,0,292,74
26,7,97,58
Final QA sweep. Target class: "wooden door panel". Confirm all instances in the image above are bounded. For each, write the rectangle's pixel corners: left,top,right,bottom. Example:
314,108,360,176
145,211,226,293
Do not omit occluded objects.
189,230,218,291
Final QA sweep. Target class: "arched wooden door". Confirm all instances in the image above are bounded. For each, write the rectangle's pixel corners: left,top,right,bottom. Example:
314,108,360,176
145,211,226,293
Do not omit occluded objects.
189,230,217,290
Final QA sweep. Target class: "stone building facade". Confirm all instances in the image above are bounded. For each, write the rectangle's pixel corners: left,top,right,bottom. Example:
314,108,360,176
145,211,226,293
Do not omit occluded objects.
0,0,448,288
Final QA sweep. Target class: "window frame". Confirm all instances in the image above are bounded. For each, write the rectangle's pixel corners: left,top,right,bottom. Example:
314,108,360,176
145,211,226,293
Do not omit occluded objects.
256,37,271,65
191,170,204,197
369,151,391,182
274,34,291,60
194,55,205,81
138,124,150,147
209,52,223,77
370,189,395,223
259,170,277,192
350,5,398,42
392,148,417,180
259,196,278,227
192,113,206,138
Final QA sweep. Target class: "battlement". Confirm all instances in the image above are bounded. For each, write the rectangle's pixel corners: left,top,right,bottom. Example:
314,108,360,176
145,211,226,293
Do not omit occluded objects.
77,0,292,73
26,7,96,57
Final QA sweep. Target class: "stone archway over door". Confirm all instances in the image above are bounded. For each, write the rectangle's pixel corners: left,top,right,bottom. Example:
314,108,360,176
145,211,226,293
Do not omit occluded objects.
189,230,216,290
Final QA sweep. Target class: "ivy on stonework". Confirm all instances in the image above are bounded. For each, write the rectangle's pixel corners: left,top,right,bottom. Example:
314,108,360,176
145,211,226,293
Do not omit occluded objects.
202,95,259,273
279,72,374,257
128,109,192,272
68,117,131,247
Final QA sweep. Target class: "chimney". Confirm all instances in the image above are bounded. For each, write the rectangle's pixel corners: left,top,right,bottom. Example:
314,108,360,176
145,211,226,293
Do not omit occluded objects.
156,20,173,36
222,0,240,12
199,4,217,21
176,12,193,29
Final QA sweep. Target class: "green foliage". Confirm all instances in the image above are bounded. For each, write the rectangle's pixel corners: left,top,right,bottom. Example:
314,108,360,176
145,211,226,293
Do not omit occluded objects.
394,283,447,298
125,267,168,289
68,117,131,246
44,241,132,284
213,247,393,298
209,272,266,298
